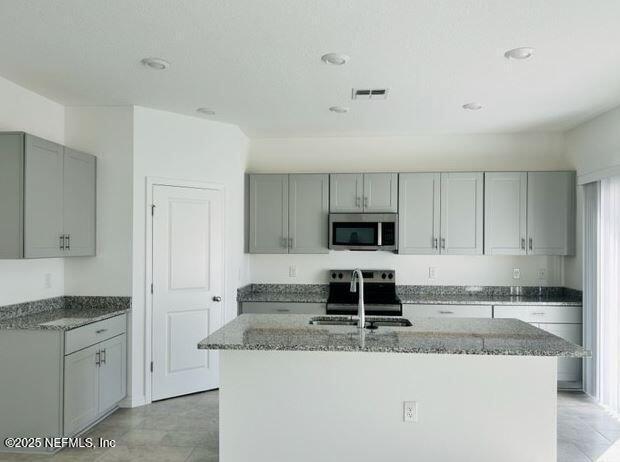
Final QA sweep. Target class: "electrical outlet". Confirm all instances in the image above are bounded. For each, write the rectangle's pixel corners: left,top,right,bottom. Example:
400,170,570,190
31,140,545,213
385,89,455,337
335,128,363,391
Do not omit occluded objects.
512,268,521,280
428,267,437,280
538,268,547,280
289,265,297,278
403,401,418,422
44,273,52,289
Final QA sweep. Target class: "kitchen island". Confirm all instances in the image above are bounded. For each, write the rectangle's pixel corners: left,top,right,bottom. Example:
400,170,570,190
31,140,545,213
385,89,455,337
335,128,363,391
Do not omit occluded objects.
199,314,586,462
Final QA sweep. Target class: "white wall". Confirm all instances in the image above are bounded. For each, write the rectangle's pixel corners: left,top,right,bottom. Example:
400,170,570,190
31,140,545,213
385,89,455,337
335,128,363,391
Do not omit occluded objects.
248,133,569,287
563,105,620,289
130,106,249,405
64,106,134,296
0,76,65,305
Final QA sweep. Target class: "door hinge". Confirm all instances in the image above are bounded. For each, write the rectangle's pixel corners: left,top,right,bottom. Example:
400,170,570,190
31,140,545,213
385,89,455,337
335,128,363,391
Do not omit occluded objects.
150,283,153,294
151,204,156,216
150,361,153,373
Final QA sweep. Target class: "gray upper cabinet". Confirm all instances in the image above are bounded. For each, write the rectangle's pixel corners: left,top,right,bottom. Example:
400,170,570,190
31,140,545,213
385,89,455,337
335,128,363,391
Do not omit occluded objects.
527,171,575,256
330,173,397,213
398,173,440,254
249,174,289,254
363,173,398,212
440,172,484,255
289,174,329,253
329,173,363,212
63,148,96,257
249,174,329,254
484,172,527,255
0,133,97,259
24,135,65,258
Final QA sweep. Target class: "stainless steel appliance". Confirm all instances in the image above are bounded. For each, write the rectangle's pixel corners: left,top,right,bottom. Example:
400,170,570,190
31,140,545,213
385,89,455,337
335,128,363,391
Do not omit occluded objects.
328,213,398,251
326,269,401,316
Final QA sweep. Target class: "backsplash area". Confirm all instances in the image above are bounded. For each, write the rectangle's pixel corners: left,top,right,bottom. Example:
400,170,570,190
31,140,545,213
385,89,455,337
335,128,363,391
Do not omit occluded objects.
248,253,565,286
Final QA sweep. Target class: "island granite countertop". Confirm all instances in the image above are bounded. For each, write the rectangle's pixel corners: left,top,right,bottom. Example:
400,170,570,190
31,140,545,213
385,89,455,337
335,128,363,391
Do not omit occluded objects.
198,314,587,357
0,296,131,331
237,284,582,306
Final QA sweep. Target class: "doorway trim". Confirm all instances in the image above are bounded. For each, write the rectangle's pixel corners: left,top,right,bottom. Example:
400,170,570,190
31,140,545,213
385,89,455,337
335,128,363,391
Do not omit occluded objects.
144,176,227,405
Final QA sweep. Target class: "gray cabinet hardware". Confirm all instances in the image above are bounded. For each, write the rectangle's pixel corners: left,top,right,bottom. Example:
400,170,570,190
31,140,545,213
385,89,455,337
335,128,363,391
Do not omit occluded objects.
441,238,446,249
212,296,222,302
60,235,65,250
521,238,526,250
66,234,70,250
364,196,369,207
276,308,291,313
288,237,293,248
439,310,454,314
95,351,101,366
356,196,361,208
433,238,438,249
529,237,533,251
95,328,107,334
100,349,106,365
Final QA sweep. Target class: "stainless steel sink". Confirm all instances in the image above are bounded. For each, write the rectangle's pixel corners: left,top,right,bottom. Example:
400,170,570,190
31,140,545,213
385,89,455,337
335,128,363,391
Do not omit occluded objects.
309,316,412,328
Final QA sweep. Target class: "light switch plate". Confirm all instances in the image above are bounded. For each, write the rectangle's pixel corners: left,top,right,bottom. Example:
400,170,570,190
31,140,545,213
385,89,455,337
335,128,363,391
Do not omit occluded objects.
289,265,297,278
512,268,521,280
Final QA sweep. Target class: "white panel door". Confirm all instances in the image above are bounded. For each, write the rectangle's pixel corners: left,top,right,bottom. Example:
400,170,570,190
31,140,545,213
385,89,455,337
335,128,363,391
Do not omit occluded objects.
398,173,440,254
484,172,527,255
440,172,483,255
152,185,224,401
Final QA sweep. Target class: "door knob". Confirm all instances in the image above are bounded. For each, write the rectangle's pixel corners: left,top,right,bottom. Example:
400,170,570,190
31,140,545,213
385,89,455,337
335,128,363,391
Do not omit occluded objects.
212,296,222,302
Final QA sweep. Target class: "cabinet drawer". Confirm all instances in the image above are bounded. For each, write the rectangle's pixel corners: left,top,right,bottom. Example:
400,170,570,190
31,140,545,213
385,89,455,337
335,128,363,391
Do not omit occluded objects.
65,314,127,355
242,302,325,315
493,305,582,323
403,304,492,319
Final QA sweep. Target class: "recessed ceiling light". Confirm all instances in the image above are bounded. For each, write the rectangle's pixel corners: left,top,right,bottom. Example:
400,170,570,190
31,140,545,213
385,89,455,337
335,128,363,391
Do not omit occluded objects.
462,102,483,111
196,107,216,116
329,106,349,114
321,53,350,65
140,57,170,70
504,47,534,60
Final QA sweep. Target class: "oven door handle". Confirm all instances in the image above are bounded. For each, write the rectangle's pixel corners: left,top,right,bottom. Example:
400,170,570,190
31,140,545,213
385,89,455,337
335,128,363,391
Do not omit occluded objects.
377,222,382,246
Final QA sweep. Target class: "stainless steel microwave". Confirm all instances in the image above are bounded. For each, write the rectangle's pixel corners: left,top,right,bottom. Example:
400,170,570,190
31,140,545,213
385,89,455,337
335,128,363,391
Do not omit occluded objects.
328,213,398,251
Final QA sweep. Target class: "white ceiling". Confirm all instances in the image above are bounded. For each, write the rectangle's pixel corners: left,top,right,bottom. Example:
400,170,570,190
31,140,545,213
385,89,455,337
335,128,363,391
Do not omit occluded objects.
1,0,620,137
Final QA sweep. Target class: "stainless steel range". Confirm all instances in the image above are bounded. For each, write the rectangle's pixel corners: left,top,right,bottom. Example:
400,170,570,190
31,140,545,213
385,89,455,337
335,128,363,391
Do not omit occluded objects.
326,269,401,316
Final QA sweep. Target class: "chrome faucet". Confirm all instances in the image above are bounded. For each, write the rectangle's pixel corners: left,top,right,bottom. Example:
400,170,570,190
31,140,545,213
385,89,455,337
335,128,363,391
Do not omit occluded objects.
350,269,365,329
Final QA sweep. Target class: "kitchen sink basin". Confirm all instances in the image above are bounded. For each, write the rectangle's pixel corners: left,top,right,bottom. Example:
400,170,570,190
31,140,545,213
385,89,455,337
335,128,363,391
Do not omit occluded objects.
308,316,412,328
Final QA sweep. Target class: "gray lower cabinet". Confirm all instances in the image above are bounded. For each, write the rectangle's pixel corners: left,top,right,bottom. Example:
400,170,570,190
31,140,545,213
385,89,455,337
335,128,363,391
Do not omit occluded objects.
242,302,326,315
0,132,96,259
398,173,441,254
527,171,576,256
329,173,398,213
493,305,583,387
249,174,328,254
0,314,127,452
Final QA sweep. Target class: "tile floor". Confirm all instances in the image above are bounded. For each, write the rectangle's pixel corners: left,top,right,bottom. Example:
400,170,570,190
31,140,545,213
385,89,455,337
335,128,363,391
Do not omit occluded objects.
2,390,619,461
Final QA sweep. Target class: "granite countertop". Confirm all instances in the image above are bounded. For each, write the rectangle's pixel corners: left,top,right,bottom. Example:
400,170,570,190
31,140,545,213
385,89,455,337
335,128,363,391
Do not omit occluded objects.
0,296,131,331
237,284,582,306
198,314,587,357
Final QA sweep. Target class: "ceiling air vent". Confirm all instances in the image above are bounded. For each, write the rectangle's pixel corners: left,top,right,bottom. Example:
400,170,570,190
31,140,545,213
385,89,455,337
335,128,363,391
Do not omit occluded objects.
351,88,389,100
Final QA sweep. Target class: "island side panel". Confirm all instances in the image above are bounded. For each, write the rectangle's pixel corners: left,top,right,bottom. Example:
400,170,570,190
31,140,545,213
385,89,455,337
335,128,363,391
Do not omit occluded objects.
220,350,556,462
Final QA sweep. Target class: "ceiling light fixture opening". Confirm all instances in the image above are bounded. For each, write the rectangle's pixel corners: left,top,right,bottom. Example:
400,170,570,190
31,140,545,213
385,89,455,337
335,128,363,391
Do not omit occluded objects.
504,47,534,60
329,106,349,114
462,102,483,111
321,53,350,65
140,57,170,70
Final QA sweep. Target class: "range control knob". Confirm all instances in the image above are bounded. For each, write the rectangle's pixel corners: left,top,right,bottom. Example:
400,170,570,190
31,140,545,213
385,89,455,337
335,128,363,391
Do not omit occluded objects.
388,273,394,279
381,273,387,279
331,272,337,279
338,273,343,279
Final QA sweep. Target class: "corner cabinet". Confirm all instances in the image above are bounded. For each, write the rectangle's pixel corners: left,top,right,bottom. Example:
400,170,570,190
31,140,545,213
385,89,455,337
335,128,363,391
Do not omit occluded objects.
0,314,127,453
249,174,329,254
399,172,483,255
484,171,575,256
330,173,398,213
0,132,96,259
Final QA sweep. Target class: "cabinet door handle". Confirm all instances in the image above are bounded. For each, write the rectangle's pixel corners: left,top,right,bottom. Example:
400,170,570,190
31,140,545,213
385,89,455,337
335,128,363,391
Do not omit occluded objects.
276,308,291,313
212,296,222,302
95,351,101,366
438,310,454,314
529,237,533,251
441,238,446,250
521,238,526,250
356,196,361,208
95,328,107,334
59,235,65,250
289,237,294,248
364,196,369,208
100,348,106,365
433,238,438,249
65,234,70,251
532,312,546,316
